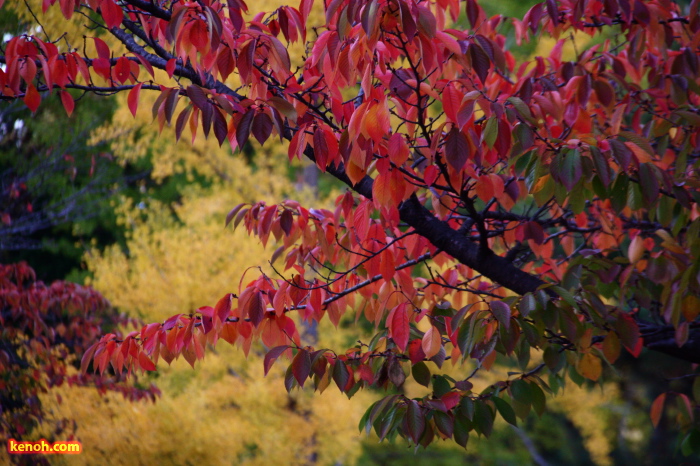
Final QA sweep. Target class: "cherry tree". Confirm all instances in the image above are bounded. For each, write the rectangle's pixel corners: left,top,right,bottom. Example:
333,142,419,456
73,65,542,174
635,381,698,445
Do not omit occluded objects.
2,0,699,450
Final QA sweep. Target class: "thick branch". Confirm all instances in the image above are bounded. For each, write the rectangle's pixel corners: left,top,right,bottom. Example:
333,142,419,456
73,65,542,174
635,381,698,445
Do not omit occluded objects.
639,323,700,364
304,147,547,296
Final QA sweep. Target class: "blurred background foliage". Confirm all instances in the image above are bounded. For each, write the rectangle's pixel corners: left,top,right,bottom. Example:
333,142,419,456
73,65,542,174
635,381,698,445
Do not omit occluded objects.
2,0,697,464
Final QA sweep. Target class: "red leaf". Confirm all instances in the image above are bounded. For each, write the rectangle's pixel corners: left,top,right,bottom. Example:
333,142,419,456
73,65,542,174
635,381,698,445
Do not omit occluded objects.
280,209,294,236
313,128,330,171
132,52,155,79
442,83,461,123
93,38,111,60
408,339,427,364
138,352,156,371
101,0,124,29
127,83,143,117
469,42,490,84
212,107,228,146
264,345,290,375
59,0,75,19
248,290,265,327
519,221,545,245
545,0,559,26
444,127,469,170
615,313,642,357
236,109,254,149
92,58,112,81
24,83,41,113
166,58,176,78
650,393,666,428
291,349,311,386
225,203,246,228
114,56,131,84
214,293,233,323
59,90,74,116
252,111,273,145
466,0,481,27
390,305,410,352
80,342,99,374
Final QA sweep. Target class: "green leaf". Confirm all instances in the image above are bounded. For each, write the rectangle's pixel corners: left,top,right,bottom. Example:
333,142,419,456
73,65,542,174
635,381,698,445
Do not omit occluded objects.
406,400,425,444
560,149,582,191
412,361,432,388
519,293,537,318
284,364,296,392
507,96,537,125
433,375,452,398
490,300,511,329
610,174,629,212
693,376,700,405
359,401,377,434
378,405,400,440
511,379,532,405
483,117,498,148
543,345,563,372
332,359,349,392
639,163,660,206
453,413,471,448
473,401,494,437
551,285,579,310
433,410,455,438
681,429,700,456
492,396,517,426
530,382,546,416
627,181,644,211
459,397,475,421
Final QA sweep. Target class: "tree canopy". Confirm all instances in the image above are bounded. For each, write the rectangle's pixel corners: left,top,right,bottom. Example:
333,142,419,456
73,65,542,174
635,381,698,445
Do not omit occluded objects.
2,0,700,454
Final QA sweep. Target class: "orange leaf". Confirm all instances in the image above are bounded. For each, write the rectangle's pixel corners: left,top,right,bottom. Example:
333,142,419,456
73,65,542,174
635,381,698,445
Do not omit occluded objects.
602,331,621,364
23,83,41,113
372,170,392,209
421,325,442,359
220,322,238,344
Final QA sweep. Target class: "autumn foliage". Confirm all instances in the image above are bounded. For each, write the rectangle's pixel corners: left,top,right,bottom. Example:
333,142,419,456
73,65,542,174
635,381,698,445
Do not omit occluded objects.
2,0,700,452
0,262,159,445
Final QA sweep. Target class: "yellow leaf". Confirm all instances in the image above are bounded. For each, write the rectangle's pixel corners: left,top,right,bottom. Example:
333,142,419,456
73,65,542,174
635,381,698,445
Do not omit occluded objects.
577,352,602,381
627,235,645,264
531,174,551,193
656,229,686,254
